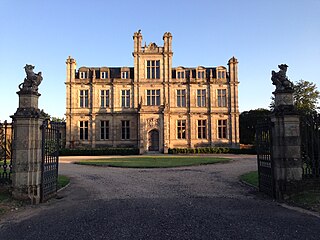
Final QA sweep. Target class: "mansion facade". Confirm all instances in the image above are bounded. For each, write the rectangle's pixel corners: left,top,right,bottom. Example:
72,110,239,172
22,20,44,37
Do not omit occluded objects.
65,31,239,153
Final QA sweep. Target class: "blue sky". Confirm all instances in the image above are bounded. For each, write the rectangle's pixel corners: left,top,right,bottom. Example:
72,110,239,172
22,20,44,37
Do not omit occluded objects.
0,0,319,120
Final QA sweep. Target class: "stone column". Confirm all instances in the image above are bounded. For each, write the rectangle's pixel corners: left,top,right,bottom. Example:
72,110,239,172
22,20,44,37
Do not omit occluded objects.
271,89,302,200
11,64,44,204
11,89,43,204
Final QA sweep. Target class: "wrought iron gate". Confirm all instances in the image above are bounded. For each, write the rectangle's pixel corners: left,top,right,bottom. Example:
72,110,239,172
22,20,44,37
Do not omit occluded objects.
0,121,13,184
256,119,275,197
41,120,59,202
300,113,320,179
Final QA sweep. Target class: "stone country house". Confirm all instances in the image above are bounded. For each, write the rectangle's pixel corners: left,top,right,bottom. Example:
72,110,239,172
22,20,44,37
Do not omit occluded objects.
65,31,240,154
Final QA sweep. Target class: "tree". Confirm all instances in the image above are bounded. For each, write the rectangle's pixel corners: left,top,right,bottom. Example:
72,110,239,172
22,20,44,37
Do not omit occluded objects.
51,117,66,122
40,109,65,122
293,80,320,114
270,80,320,113
240,108,271,144
40,109,51,119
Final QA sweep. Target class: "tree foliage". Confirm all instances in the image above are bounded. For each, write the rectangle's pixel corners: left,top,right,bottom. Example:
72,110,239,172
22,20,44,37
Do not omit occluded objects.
51,117,66,122
40,109,51,119
240,108,271,144
40,109,65,122
293,80,320,114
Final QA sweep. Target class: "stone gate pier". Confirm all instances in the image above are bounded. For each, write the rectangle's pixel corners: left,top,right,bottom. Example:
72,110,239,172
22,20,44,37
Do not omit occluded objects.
271,91,302,199
11,65,43,204
270,64,302,199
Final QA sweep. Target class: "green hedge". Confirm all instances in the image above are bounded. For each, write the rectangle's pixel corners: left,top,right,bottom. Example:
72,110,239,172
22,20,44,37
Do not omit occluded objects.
59,148,140,156
168,147,256,155
59,147,256,156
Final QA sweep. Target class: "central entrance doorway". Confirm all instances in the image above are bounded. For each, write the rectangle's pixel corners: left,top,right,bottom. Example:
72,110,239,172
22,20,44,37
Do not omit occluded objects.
148,129,159,151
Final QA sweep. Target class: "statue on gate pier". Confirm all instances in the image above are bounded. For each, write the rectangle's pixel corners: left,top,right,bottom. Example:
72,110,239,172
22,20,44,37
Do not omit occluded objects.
271,64,294,92
19,64,43,92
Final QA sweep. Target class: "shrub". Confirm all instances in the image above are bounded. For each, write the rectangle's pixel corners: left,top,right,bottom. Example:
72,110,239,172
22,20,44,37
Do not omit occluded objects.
168,147,256,155
59,148,140,156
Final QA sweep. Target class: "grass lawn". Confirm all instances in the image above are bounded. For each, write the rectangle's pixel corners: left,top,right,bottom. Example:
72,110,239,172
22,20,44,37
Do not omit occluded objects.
240,171,258,187
75,156,231,168
57,175,70,189
288,191,320,212
240,171,320,213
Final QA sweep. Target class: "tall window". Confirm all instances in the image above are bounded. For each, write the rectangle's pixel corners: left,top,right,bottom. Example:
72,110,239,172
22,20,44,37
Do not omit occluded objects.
146,89,160,106
121,71,129,79
177,89,186,107
101,71,108,79
218,120,227,139
197,71,205,79
217,89,227,107
198,120,207,139
79,71,87,79
100,120,109,140
100,90,110,108
177,120,186,139
197,89,206,107
121,120,130,140
147,60,160,79
79,90,89,108
177,71,185,79
121,90,130,108
79,121,88,140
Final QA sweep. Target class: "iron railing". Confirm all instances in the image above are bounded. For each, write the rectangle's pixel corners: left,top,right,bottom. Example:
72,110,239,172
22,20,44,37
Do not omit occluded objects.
256,118,275,198
0,120,13,184
300,113,320,179
41,120,60,202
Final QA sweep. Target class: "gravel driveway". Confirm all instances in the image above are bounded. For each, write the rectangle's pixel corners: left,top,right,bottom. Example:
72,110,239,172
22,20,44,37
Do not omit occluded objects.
59,154,257,200
1,154,320,240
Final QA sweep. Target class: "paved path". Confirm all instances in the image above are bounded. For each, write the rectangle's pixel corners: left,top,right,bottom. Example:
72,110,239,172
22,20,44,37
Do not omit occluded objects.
0,155,320,239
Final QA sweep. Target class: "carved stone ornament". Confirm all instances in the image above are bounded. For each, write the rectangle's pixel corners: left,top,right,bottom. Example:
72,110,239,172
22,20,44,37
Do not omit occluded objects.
14,107,41,118
146,118,159,128
145,42,158,52
19,64,43,93
271,64,294,92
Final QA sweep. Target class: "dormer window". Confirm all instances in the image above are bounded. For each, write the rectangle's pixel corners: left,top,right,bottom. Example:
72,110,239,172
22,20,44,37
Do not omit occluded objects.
216,67,226,79
101,71,108,79
121,71,129,79
197,71,205,79
217,70,225,79
196,67,205,79
121,67,130,79
79,71,87,79
177,71,185,79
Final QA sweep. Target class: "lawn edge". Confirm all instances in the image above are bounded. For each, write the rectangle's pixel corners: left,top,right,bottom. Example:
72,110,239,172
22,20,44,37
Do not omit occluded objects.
73,158,232,169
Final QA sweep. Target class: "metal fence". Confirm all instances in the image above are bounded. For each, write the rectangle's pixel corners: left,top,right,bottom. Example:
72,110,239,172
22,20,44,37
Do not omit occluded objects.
300,113,320,179
0,121,13,184
256,118,275,198
41,120,60,202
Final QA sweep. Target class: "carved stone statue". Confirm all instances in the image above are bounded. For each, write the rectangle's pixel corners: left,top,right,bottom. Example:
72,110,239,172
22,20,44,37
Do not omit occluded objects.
19,64,43,92
271,64,294,91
